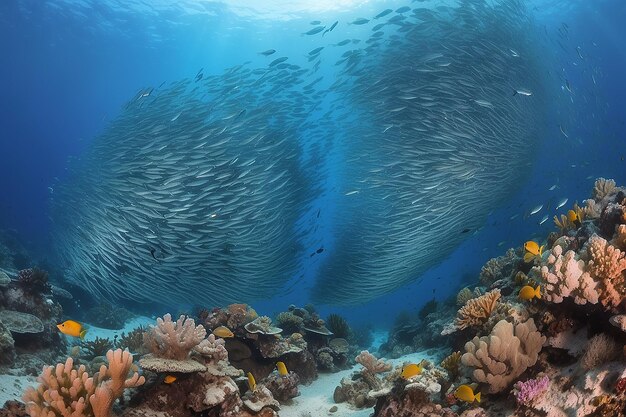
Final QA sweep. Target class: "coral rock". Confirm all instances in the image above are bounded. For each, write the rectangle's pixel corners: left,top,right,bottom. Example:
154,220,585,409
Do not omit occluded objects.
0,310,44,334
455,289,501,331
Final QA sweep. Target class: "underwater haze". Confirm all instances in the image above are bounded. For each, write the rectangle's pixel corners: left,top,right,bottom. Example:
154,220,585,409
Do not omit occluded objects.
1,0,626,321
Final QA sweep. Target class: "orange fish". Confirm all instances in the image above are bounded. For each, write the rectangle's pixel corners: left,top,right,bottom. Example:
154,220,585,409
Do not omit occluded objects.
519,285,541,301
212,326,234,338
56,320,87,339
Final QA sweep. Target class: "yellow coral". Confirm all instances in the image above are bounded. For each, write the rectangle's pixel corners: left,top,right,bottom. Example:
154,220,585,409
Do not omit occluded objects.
554,203,585,233
456,289,501,330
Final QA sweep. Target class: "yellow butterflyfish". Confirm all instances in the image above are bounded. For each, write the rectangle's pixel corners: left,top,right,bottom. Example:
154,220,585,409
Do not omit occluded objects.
56,320,88,340
401,362,423,379
247,372,257,392
567,209,581,227
276,361,288,376
523,241,544,263
519,285,541,301
163,375,177,384
454,384,481,403
213,326,234,338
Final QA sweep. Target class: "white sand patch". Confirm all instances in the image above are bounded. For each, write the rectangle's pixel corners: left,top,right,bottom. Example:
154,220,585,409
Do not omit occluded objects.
0,374,36,406
81,316,153,342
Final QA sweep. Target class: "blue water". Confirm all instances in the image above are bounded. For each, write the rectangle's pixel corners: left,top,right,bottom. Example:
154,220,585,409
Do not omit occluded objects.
1,0,625,326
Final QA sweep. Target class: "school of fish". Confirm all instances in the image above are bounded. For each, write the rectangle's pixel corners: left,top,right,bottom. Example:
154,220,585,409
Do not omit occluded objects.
51,0,549,306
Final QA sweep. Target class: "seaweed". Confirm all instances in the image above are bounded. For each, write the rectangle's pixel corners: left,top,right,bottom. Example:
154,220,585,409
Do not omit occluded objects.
326,314,351,339
82,336,114,358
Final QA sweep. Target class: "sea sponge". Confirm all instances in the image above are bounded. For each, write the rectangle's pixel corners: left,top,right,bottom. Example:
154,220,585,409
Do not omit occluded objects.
479,249,518,285
455,289,501,330
23,349,144,417
461,318,545,394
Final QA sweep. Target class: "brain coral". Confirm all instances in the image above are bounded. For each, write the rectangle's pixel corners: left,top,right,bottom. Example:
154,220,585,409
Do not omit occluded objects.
461,318,545,393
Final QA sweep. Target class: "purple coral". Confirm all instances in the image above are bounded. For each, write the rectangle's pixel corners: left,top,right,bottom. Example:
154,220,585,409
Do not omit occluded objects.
513,375,549,405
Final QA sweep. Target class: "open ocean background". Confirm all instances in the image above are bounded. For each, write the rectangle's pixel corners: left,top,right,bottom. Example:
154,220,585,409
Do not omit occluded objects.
0,0,625,326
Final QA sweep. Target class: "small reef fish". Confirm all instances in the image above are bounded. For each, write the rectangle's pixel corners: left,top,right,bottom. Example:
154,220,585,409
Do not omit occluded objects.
247,372,257,392
374,9,393,19
213,326,234,338
454,385,481,403
529,204,543,216
513,88,532,96
259,49,276,56
567,209,581,227
556,198,568,210
538,214,549,225
323,21,338,36
304,26,325,36
519,285,541,300
351,18,370,25
523,241,544,263
163,375,177,384
57,320,87,339
549,184,558,191
401,362,423,379
276,361,288,376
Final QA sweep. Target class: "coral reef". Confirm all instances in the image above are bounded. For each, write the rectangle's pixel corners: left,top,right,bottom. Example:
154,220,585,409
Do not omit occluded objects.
325,314,351,339
264,371,300,401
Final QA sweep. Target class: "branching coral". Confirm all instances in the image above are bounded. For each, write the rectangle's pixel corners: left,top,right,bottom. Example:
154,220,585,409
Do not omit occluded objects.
355,350,392,374
455,289,501,330
513,375,549,405
461,318,545,394
23,349,144,417
83,337,114,359
143,313,209,360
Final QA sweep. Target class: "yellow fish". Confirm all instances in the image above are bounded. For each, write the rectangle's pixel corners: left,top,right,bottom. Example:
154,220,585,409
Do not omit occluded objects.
276,361,288,376
401,363,423,379
567,209,581,227
454,384,481,403
247,372,257,392
163,375,177,384
519,285,541,301
213,326,234,338
56,320,87,339
523,241,544,263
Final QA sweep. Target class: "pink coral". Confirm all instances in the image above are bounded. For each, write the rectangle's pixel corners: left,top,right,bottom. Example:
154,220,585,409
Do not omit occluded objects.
23,349,144,417
513,375,549,405
143,313,209,360
355,350,392,374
